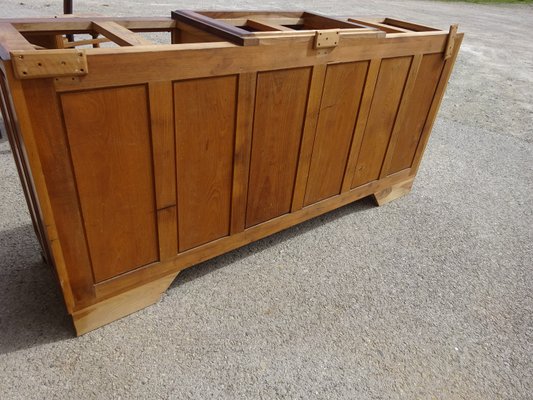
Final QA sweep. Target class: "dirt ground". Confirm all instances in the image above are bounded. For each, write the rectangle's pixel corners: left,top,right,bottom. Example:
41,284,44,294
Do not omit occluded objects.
0,1,532,399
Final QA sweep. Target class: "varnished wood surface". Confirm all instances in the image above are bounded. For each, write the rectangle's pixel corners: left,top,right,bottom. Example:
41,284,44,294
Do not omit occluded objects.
61,85,159,282
246,67,311,227
389,54,445,174
351,56,412,188
304,61,368,206
0,13,462,333
174,76,237,251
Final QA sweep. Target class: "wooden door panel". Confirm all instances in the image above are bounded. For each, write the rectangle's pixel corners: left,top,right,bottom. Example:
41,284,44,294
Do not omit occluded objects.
304,61,369,206
61,85,158,283
352,56,412,188
388,53,445,174
174,75,237,251
245,67,311,227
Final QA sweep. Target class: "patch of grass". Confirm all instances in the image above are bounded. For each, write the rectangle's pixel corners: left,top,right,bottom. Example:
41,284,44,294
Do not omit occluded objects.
440,0,532,3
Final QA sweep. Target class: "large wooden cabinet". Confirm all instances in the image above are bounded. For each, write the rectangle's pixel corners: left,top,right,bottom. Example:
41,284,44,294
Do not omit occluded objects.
0,11,462,335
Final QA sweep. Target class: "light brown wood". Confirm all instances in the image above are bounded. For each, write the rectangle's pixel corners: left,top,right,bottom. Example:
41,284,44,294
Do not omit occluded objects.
174,75,237,251
93,168,413,304
352,56,412,188
0,22,34,60
379,54,423,178
63,36,110,48
0,12,462,333
149,81,176,210
383,18,439,32
73,272,178,335
10,49,88,79
157,206,178,261
304,61,369,205
389,53,445,174
61,85,159,282
291,64,327,212
246,67,311,227
51,34,449,92
410,35,464,175
246,19,293,31
445,24,458,59
92,21,153,46
341,58,381,193
347,19,410,34
230,72,257,234
373,178,414,206
20,77,94,305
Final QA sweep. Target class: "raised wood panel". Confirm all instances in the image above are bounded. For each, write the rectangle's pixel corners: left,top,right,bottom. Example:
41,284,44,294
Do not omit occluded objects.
351,56,412,188
304,61,369,206
388,53,445,174
21,78,95,303
245,67,311,227
61,85,158,283
174,75,237,251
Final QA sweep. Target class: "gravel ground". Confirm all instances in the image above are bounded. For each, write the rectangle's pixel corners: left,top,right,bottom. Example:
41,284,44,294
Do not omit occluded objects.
0,1,532,399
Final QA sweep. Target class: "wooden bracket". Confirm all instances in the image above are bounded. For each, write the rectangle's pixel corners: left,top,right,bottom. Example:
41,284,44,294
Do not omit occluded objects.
11,49,88,79
444,24,458,60
314,29,340,49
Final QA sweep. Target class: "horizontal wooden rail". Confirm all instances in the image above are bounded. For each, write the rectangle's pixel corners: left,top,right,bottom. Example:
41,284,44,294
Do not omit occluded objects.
92,21,153,46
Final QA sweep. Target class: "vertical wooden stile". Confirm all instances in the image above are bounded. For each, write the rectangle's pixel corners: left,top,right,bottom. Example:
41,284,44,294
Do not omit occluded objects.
291,64,327,212
379,54,422,178
230,72,256,234
351,56,412,188
410,35,463,175
341,58,381,192
10,74,93,308
149,81,178,260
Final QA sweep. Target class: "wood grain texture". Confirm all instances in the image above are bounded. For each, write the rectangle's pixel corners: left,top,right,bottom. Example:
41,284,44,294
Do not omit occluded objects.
0,72,50,263
304,61,368,206
0,22,34,60
0,15,462,332
61,85,159,283
379,54,423,178
93,168,413,304
92,21,153,46
157,206,178,261
174,75,237,251
410,35,464,175
351,56,412,188
20,78,94,305
73,272,178,336
149,81,176,209
246,67,311,227
373,177,414,206
230,72,257,234
53,34,449,93
291,64,327,212
341,58,381,192
388,53,445,174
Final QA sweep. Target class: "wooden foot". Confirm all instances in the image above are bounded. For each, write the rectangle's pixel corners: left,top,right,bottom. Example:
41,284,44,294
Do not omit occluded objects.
373,178,414,206
72,272,179,336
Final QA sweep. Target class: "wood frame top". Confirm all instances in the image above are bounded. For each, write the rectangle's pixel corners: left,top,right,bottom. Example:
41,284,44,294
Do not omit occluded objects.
0,11,457,77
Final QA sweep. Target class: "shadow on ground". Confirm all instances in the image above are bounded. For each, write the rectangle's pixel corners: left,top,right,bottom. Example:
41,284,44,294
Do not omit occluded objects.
0,224,73,354
0,197,376,354
172,196,376,289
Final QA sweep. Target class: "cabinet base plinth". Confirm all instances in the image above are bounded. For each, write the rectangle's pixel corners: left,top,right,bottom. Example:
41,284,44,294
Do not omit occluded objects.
72,272,179,336
373,178,414,206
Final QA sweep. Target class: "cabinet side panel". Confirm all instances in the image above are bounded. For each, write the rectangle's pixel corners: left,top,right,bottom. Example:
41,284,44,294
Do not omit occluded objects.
388,53,445,174
61,85,159,283
0,71,50,262
174,75,237,252
352,56,411,188
304,61,368,206
246,67,311,227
